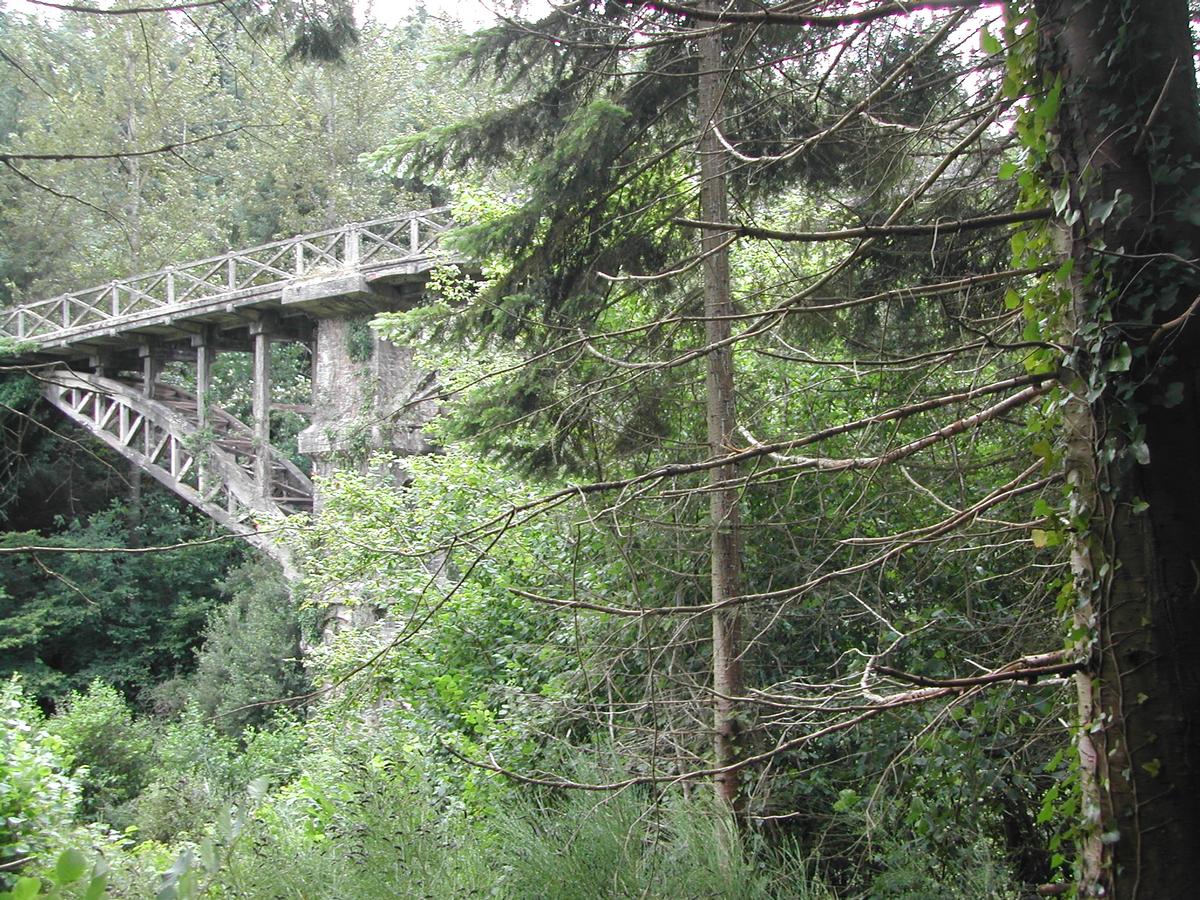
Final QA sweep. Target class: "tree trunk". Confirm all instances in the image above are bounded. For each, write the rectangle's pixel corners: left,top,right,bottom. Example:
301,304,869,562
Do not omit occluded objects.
1037,1,1200,895
697,4,744,813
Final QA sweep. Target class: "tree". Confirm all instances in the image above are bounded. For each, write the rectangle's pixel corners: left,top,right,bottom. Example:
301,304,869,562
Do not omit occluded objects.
403,0,1200,891
696,1,745,810
385,2,1065,887
1029,0,1200,894
0,5,471,303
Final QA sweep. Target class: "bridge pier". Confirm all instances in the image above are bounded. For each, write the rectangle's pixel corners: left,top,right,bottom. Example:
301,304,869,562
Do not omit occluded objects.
298,313,439,486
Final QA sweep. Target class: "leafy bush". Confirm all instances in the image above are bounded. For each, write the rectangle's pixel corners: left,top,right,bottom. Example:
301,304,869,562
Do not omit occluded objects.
49,680,153,823
0,496,239,707
187,560,306,736
125,706,239,842
213,752,491,898
126,705,304,844
0,679,81,888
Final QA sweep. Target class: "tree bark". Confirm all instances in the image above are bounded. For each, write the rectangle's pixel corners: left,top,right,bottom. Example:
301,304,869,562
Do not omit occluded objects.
697,3,744,813
1037,1,1200,895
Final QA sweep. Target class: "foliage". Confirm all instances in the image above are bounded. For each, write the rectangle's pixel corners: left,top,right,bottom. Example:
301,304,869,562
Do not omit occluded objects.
0,496,240,707
0,679,81,889
186,560,306,736
297,446,576,793
490,779,829,900
0,7,484,305
0,0,1153,893
124,704,303,843
48,681,153,823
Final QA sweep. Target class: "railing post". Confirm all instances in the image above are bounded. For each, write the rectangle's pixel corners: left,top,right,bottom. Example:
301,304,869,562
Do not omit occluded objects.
345,228,360,267
16,310,25,340
294,244,304,275
410,218,420,253
167,269,175,305
61,296,70,328
227,257,236,289
112,284,120,318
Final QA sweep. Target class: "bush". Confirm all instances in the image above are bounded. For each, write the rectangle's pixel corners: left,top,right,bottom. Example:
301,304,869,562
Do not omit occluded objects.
126,705,238,842
49,679,153,823
213,753,491,899
188,560,306,736
127,705,304,843
0,678,81,887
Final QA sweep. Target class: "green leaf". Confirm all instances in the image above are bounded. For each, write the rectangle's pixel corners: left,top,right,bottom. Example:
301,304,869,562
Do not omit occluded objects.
1105,342,1132,373
1162,381,1185,408
980,27,1002,55
9,879,42,900
832,788,860,812
55,849,88,885
82,875,108,900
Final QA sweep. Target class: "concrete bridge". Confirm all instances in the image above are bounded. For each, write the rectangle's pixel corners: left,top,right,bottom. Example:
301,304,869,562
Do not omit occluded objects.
1,207,454,573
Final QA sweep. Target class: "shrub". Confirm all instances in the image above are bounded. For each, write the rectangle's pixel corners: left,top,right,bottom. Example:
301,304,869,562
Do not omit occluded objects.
49,679,153,823
187,560,306,736
0,678,81,888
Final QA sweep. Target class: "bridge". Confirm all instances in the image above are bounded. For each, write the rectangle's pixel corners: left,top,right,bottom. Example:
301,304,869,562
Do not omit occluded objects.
1,207,454,574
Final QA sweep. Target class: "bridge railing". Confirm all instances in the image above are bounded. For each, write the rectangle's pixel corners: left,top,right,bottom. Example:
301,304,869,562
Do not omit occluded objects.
0,207,451,344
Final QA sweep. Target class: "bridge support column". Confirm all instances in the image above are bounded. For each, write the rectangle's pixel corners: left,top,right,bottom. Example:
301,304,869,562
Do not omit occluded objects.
250,318,273,502
192,328,214,430
138,345,163,464
192,329,215,495
299,315,438,484
139,344,163,398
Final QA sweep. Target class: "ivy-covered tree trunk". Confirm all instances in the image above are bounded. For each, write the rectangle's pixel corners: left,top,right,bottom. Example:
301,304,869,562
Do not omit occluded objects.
697,5,744,812
1037,1,1200,894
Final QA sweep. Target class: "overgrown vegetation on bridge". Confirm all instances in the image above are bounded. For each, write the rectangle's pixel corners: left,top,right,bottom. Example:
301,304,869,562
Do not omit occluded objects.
3,1,1200,898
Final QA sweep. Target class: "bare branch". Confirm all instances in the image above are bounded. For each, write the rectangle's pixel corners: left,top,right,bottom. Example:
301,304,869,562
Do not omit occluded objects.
23,0,227,15
0,126,246,163
675,208,1053,243
627,0,999,28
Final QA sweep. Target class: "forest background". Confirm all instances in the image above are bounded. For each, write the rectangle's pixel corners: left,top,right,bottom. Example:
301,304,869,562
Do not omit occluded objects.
1,1,1197,898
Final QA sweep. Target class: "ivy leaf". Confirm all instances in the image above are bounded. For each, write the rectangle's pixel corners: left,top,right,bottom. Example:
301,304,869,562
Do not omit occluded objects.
1105,342,1132,373
1162,381,1185,408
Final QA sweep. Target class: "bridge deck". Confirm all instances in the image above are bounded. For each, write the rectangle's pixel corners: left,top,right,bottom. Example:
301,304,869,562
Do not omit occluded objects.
1,207,451,354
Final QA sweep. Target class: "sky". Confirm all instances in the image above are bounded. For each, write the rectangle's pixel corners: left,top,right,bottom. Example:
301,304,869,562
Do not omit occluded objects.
366,0,555,30
364,0,503,30
3,0,552,31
